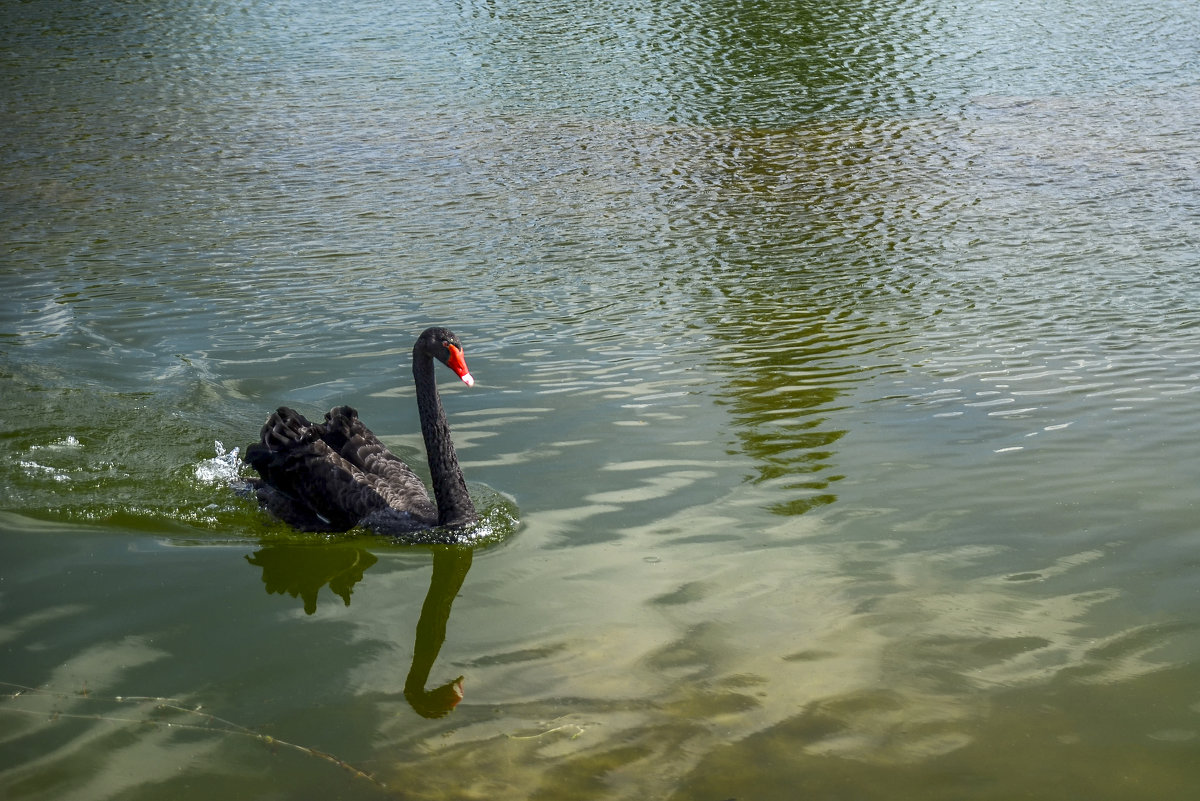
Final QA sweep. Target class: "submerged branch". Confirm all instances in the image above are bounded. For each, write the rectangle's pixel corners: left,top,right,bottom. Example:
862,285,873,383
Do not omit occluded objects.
0,681,383,788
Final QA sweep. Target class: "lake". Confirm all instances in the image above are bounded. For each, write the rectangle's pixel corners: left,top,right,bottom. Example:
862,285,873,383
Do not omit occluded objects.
2,0,1199,798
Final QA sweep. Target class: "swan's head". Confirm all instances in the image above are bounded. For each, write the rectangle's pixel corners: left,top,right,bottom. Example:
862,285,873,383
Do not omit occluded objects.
418,326,474,387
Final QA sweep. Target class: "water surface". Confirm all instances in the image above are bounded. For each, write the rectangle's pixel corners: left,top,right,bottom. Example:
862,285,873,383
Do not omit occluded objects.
3,0,1199,798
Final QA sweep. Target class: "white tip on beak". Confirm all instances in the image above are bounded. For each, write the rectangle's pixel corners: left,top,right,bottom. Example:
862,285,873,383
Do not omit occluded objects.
460,372,475,387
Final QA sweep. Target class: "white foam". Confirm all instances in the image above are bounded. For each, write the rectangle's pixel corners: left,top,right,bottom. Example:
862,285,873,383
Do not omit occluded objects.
195,441,242,485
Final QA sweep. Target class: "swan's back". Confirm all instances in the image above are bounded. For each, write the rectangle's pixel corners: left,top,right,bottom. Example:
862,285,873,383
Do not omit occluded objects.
246,406,437,532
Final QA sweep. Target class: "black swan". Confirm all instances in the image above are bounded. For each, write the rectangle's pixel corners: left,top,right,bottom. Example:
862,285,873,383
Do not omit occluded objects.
245,327,477,535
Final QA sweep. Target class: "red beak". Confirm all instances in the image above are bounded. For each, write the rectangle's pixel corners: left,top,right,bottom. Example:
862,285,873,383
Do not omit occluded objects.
446,344,474,387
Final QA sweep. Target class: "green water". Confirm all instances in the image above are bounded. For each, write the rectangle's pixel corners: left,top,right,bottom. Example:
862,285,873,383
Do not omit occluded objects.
3,0,1199,798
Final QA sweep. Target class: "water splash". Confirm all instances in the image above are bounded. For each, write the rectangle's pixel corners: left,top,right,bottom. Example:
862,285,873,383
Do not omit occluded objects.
194,441,243,486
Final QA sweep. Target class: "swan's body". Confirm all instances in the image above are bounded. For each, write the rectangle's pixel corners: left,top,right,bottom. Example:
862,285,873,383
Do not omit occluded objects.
245,327,477,535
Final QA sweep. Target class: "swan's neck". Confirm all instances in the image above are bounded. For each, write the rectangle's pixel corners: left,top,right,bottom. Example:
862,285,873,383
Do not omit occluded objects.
413,352,477,528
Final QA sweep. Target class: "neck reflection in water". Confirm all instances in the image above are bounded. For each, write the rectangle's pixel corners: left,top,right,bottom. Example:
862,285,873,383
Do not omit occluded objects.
244,543,474,719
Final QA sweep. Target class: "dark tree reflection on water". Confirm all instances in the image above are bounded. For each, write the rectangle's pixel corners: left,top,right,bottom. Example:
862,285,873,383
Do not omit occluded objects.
656,123,933,517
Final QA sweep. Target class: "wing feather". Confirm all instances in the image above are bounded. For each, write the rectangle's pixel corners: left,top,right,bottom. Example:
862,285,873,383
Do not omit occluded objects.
245,406,436,532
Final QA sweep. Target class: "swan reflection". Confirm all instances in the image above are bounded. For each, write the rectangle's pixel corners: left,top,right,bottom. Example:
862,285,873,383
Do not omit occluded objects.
245,543,473,718
404,547,473,718
245,544,378,614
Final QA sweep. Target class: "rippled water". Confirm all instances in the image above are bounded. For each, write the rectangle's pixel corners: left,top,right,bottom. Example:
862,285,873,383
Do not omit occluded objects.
3,0,1199,798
